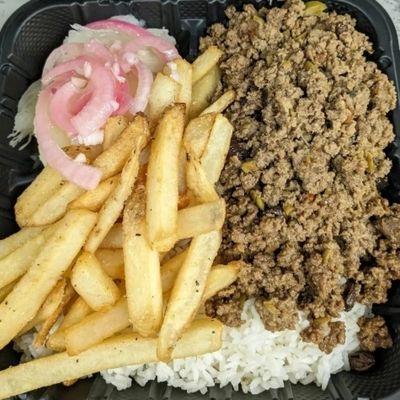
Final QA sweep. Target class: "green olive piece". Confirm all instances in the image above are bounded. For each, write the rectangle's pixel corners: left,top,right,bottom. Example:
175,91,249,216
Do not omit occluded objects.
304,1,327,16
250,190,265,210
241,160,257,173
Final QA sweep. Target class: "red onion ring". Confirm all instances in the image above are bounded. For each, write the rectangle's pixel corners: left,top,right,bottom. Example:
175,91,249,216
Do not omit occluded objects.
34,88,102,190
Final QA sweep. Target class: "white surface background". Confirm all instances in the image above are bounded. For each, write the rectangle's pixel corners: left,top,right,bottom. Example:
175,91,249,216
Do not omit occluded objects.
0,0,398,39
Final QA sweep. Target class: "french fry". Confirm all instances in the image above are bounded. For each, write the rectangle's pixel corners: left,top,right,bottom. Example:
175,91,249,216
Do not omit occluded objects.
147,73,180,126
92,114,149,180
69,175,119,212
28,184,84,227
123,184,163,337
201,114,233,184
85,115,150,253
178,146,187,194
161,250,188,293
176,199,226,241
64,298,130,355
186,156,219,204
190,66,221,118
0,209,96,350
103,116,129,150
59,297,92,330
0,280,17,303
0,224,56,289
71,252,120,311
14,167,64,227
0,318,222,399
20,146,103,227
34,282,75,347
202,261,242,301
146,104,185,252
0,227,45,260
95,248,124,280
19,278,68,336
157,230,222,361
168,59,192,116
200,90,235,116
54,262,235,353
183,113,216,159
99,223,123,249
47,297,92,352
15,146,101,226
192,46,223,84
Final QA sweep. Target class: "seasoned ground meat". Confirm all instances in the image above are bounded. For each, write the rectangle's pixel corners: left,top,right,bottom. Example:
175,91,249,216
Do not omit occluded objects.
358,316,393,352
202,0,398,352
255,297,298,331
301,319,345,353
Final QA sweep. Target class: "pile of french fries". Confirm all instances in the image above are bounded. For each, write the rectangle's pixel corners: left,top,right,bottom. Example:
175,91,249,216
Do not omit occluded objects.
0,47,241,399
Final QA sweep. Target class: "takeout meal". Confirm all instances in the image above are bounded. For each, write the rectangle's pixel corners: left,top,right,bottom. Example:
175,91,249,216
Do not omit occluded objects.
0,0,398,397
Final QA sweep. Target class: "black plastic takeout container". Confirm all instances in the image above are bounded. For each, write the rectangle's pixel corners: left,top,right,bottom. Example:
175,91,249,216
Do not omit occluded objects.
0,0,400,399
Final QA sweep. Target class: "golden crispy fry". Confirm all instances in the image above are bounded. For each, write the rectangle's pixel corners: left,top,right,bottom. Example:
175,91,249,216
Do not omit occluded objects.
157,230,221,361
103,116,129,150
99,223,123,249
69,175,119,212
53,261,235,353
123,185,163,337
14,167,64,227
0,227,45,260
0,318,222,399
34,282,75,347
176,199,225,241
85,116,150,253
186,157,219,204
161,250,188,293
200,90,235,116
64,298,130,355
190,66,221,118
147,73,180,126
192,46,223,84
19,278,68,336
95,248,124,279
0,224,56,289
0,280,17,303
92,114,149,180
71,252,120,311
202,261,242,301
19,146,102,227
146,104,185,252
28,184,84,227
47,297,92,352
201,114,233,184
0,209,96,350
183,113,216,159
168,60,192,116
178,146,187,194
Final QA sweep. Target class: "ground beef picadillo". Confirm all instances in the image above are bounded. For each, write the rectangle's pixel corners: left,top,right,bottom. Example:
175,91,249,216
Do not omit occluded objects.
200,0,397,353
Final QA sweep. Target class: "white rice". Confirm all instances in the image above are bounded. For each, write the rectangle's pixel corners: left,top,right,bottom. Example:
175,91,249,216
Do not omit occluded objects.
16,300,366,394
100,300,367,394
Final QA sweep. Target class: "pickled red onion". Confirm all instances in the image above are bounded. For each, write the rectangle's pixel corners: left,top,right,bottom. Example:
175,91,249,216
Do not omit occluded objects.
130,60,153,114
42,56,98,86
87,19,179,62
86,19,150,38
84,40,115,63
34,88,102,190
114,80,132,115
49,81,80,137
71,65,116,137
123,36,179,62
42,43,83,77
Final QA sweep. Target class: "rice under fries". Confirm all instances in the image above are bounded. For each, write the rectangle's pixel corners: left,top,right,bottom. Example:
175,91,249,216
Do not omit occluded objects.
0,47,237,399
